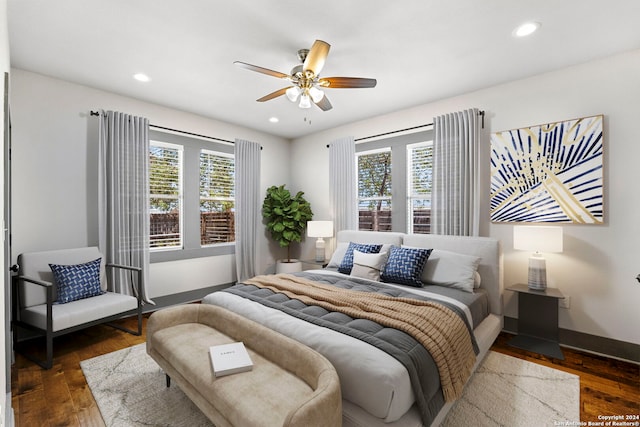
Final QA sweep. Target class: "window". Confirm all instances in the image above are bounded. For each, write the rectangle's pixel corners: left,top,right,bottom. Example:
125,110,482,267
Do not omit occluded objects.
357,148,392,231
148,129,235,262
199,150,235,245
149,141,183,249
355,129,433,233
407,142,433,234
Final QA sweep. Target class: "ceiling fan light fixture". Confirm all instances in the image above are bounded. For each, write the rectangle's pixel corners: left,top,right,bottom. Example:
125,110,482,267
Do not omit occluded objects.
286,86,301,102
308,86,325,103
235,39,375,112
299,93,312,109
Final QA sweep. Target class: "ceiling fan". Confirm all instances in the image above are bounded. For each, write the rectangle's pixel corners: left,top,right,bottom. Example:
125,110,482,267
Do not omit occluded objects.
234,40,377,111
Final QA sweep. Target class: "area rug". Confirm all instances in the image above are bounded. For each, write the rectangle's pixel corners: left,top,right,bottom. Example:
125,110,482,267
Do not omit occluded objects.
441,351,579,426
81,344,579,427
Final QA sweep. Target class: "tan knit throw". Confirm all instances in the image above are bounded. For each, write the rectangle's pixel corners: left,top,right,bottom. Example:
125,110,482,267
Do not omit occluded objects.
244,273,476,401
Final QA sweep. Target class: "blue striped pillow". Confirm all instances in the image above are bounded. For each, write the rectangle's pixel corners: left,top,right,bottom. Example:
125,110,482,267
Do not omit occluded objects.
49,258,104,304
381,246,432,287
338,242,383,274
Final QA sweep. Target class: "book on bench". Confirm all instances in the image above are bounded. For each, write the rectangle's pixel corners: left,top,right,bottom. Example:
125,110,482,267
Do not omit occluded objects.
209,342,254,377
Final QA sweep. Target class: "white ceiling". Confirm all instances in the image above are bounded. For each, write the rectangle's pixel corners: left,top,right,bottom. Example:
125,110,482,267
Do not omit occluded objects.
7,0,640,139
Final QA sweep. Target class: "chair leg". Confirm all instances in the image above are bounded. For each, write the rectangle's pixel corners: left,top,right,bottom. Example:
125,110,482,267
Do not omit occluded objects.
106,306,143,336
45,330,53,370
12,324,54,370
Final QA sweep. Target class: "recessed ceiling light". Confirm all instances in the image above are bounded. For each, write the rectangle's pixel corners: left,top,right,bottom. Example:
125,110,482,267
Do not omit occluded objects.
133,73,151,82
513,21,541,37
269,117,279,123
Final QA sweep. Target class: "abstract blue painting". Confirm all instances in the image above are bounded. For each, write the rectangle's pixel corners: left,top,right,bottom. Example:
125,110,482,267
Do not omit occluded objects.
490,115,603,223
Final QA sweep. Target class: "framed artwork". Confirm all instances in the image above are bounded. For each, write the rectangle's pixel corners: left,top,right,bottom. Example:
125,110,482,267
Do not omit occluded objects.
490,114,603,223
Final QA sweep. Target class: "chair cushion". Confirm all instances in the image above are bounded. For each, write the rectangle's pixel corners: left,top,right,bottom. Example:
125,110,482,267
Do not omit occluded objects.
20,292,138,332
18,247,107,308
49,258,104,303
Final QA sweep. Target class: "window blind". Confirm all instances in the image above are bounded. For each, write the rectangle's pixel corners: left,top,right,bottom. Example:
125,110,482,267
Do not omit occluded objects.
149,142,182,249
199,150,235,245
408,142,432,234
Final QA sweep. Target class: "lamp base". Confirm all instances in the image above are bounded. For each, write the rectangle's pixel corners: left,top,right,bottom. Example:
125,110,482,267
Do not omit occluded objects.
528,255,547,290
315,238,326,263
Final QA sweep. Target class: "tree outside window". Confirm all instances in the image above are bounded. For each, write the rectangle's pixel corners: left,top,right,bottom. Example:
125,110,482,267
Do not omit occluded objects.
357,148,392,231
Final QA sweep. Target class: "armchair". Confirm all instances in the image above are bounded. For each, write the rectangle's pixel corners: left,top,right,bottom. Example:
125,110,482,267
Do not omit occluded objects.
12,247,143,369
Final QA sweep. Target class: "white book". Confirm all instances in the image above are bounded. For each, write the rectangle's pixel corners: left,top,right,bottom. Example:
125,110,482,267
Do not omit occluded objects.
209,342,254,377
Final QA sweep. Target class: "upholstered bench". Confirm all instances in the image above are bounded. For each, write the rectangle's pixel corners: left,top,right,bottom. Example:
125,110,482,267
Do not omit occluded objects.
146,304,342,427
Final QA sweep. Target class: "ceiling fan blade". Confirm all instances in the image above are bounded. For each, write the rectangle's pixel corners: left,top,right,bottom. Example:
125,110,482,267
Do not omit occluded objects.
314,95,333,111
234,61,290,79
256,87,290,102
303,40,330,75
320,77,377,88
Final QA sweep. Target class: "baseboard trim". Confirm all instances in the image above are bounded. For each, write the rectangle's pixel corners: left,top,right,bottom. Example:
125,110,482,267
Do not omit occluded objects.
504,316,639,363
143,284,233,314
4,392,14,427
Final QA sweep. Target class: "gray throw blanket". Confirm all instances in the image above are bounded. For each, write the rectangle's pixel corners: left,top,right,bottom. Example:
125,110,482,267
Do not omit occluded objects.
223,271,478,426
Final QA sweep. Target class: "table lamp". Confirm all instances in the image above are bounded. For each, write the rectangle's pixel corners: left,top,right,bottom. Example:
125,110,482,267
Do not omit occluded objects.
307,221,334,262
513,225,563,290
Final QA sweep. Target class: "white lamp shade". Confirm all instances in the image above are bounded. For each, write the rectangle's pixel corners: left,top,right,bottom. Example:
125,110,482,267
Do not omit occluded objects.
307,221,334,238
308,86,325,103
285,86,301,102
513,226,563,253
299,93,311,109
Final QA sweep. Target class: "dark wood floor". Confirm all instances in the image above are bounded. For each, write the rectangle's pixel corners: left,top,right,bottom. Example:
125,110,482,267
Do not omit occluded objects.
10,314,639,426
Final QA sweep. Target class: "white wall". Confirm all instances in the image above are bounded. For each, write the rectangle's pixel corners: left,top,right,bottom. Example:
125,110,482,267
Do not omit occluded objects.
9,69,292,298
292,49,640,346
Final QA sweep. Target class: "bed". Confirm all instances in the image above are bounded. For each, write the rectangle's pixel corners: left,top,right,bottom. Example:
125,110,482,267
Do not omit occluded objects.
203,231,503,426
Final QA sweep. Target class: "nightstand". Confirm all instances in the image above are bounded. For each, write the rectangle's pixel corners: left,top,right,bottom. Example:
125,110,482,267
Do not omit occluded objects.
301,259,328,270
506,284,565,360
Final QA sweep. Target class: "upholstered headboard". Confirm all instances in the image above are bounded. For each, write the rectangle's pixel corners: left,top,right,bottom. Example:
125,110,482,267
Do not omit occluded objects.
335,231,503,316
337,230,405,246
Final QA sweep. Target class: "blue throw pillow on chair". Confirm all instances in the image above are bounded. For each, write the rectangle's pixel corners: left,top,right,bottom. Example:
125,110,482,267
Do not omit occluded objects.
49,258,104,304
381,246,432,287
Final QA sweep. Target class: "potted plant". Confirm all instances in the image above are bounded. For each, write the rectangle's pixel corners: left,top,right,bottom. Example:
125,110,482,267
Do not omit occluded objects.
262,185,313,272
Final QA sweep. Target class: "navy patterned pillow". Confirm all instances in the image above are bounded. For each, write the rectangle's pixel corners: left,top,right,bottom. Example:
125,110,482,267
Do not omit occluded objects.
338,242,383,274
49,258,104,304
381,246,432,287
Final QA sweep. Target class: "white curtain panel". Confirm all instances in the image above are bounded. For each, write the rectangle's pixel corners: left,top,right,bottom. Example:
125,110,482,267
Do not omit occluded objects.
234,139,261,282
329,136,357,234
98,110,153,304
432,108,481,236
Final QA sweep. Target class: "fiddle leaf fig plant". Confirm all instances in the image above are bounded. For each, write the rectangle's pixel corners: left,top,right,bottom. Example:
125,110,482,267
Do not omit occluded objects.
262,185,313,262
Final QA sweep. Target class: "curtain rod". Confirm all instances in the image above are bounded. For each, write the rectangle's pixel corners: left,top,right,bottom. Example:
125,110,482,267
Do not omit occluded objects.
355,122,434,142
90,111,235,144
327,110,485,147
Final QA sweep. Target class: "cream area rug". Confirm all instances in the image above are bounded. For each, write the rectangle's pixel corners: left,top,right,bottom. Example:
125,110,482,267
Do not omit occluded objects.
81,344,579,427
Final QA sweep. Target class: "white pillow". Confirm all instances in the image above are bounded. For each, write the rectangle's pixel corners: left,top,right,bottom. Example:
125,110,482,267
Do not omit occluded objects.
326,242,349,269
474,271,482,289
420,249,481,293
327,242,394,270
350,250,388,282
